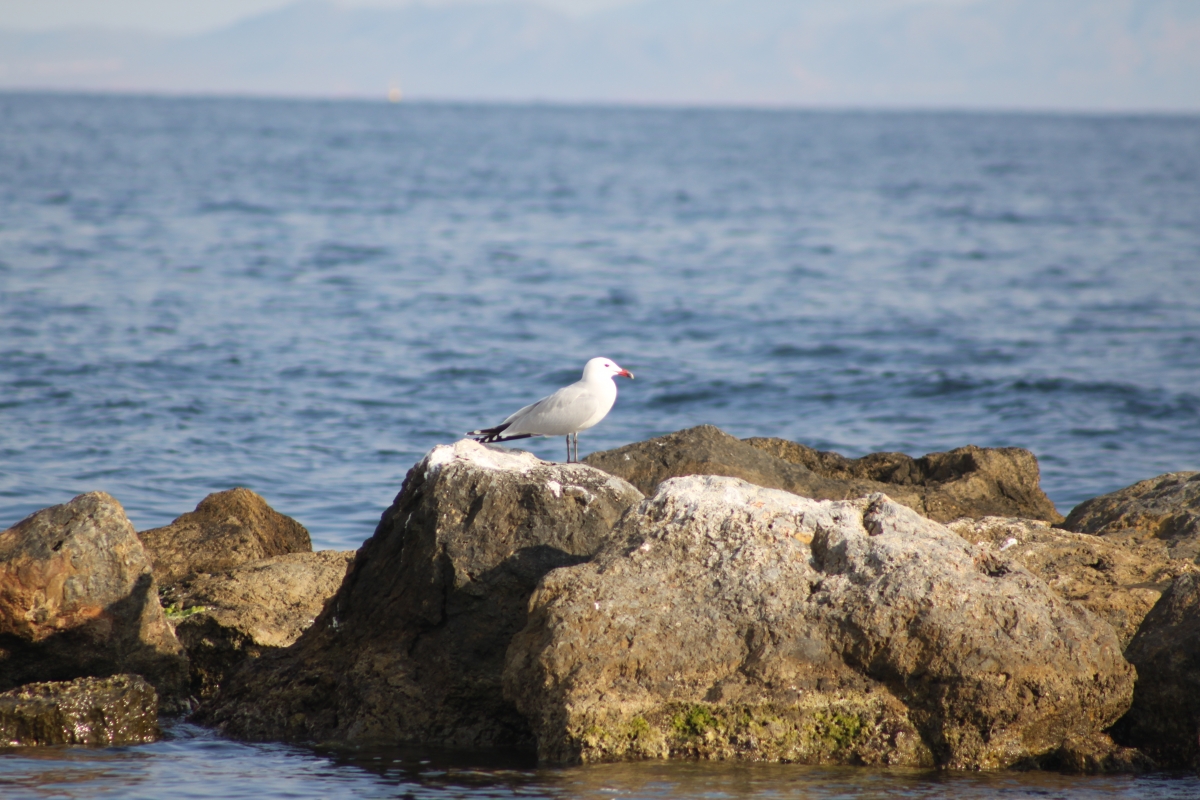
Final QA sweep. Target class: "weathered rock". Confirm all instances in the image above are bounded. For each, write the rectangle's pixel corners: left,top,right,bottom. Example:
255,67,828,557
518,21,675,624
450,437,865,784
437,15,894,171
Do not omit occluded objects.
0,492,188,708
583,425,1061,523
1110,572,1200,768
947,516,1197,649
1063,472,1200,562
1040,732,1154,774
0,674,159,746
504,476,1134,768
196,440,644,747
165,550,355,702
747,436,1063,523
137,488,312,586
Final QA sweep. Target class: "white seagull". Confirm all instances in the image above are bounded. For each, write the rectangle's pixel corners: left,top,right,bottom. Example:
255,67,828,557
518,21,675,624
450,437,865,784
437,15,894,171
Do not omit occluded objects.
467,357,634,462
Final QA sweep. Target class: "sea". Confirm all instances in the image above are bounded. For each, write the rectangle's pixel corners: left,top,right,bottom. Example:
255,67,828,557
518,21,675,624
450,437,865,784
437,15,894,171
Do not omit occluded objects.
1,92,1198,798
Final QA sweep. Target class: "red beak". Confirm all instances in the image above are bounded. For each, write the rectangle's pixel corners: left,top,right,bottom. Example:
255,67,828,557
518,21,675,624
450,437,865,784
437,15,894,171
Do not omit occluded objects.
617,369,634,379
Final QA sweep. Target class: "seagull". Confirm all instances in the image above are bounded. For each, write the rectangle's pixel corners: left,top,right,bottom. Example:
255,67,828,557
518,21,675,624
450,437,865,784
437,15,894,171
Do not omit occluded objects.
467,357,634,462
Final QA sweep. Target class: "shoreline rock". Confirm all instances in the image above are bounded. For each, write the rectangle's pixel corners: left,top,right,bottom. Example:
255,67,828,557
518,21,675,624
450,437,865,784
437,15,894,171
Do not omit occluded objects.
137,488,312,587
0,492,188,711
584,425,1062,523
1063,472,1200,563
164,550,355,703
195,440,644,747
504,476,1133,768
0,674,159,747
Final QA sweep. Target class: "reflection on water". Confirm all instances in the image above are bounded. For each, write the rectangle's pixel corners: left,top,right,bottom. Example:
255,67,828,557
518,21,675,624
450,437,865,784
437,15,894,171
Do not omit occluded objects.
2,721,1198,800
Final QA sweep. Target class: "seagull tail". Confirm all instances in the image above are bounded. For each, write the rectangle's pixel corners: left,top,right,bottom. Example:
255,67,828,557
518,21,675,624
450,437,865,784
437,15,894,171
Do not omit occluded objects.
466,422,535,443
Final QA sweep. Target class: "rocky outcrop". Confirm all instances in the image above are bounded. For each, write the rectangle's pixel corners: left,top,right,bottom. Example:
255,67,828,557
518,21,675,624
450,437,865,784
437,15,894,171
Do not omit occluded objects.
583,425,1061,523
947,517,1197,648
747,436,1063,522
0,674,159,746
1110,572,1200,768
196,440,644,747
137,488,312,586
504,476,1133,768
165,550,355,702
1063,472,1200,562
0,492,188,709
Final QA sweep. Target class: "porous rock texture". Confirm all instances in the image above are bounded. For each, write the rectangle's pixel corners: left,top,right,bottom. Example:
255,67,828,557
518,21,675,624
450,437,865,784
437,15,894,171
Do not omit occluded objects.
1110,572,1200,768
0,674,159,746
504,476,1134,768
583,425,1061,523
137,487,312,586
165,550,355,702
0,492,188,708
196,440,643,747
947,516,1197,649
1063,472,1200,563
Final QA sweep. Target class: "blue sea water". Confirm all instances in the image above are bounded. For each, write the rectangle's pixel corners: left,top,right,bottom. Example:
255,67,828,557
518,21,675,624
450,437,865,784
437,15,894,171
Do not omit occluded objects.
1,92,1200,797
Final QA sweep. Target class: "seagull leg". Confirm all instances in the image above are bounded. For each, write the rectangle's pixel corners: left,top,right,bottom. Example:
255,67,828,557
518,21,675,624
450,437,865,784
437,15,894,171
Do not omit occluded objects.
572,432,578,463
565,435,571,463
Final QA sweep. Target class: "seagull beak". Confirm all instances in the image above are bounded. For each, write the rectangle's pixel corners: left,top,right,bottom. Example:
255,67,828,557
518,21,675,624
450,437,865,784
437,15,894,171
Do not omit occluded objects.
617,368,634,379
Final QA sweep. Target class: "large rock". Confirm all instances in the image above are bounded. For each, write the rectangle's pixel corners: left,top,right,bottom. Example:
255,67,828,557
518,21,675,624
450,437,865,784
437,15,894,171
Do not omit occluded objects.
503,476,1133,768
947,517,1197,649
583,425,1061,523
1110,572,1200,768
0,674,159,746
196,440,644,747
0,493,188,708
137,488,312,586
1063,472,1200,562
165,550,355,702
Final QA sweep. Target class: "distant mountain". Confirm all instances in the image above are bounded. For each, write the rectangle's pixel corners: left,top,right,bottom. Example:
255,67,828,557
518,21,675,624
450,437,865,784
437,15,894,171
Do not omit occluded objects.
1,0,1198,111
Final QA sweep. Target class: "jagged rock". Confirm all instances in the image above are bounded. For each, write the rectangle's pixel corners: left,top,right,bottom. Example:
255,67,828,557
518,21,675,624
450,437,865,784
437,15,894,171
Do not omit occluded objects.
1043,732,1154,774
947,517,1197,649
196,440,644,747
165,550,355,702
1063,472,1200,563
583,425,1061,523
0,492,188,709
0,674,159,746
503,476,1133,768
1110,572,1200,768
747,436,1063,523
137,487,312,586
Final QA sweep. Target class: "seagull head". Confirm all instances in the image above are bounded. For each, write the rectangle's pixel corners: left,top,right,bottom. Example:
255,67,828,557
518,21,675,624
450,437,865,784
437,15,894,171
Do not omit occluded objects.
584,357,634,381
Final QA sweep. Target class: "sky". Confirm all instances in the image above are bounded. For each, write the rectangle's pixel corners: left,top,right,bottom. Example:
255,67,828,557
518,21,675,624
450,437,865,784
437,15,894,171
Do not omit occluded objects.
0,0,638,33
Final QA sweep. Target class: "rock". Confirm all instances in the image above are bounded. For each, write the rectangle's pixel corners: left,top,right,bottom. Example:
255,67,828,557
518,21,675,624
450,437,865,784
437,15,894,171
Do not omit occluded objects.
1041,732,1154,774
164,550,355,702
1110,572,1200,768
747,437,1063,523
137,488,312,586
946,517,1197,649
583,425,1061,523
1063,472,1200,563
196,440,644,747
503,476,1134,768
0,674,159,746
0,492,189,709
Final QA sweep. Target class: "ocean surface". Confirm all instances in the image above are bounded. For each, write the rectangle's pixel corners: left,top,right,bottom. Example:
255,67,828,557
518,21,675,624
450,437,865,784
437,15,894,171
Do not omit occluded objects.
1,92,1199,797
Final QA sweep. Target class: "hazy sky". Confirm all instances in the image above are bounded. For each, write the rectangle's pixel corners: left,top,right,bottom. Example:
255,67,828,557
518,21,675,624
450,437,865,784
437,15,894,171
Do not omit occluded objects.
0,0,641,33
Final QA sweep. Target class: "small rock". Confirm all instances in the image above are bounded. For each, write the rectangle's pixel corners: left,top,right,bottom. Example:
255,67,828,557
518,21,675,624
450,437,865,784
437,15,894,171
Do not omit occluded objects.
0,493,188,709
166,550,355,702
138,488,312,586
0,674,159,746
1063,472,1200,562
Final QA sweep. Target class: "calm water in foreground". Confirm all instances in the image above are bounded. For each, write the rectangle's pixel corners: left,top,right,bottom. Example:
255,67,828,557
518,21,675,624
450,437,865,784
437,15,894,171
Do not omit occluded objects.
1,93,1199,797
